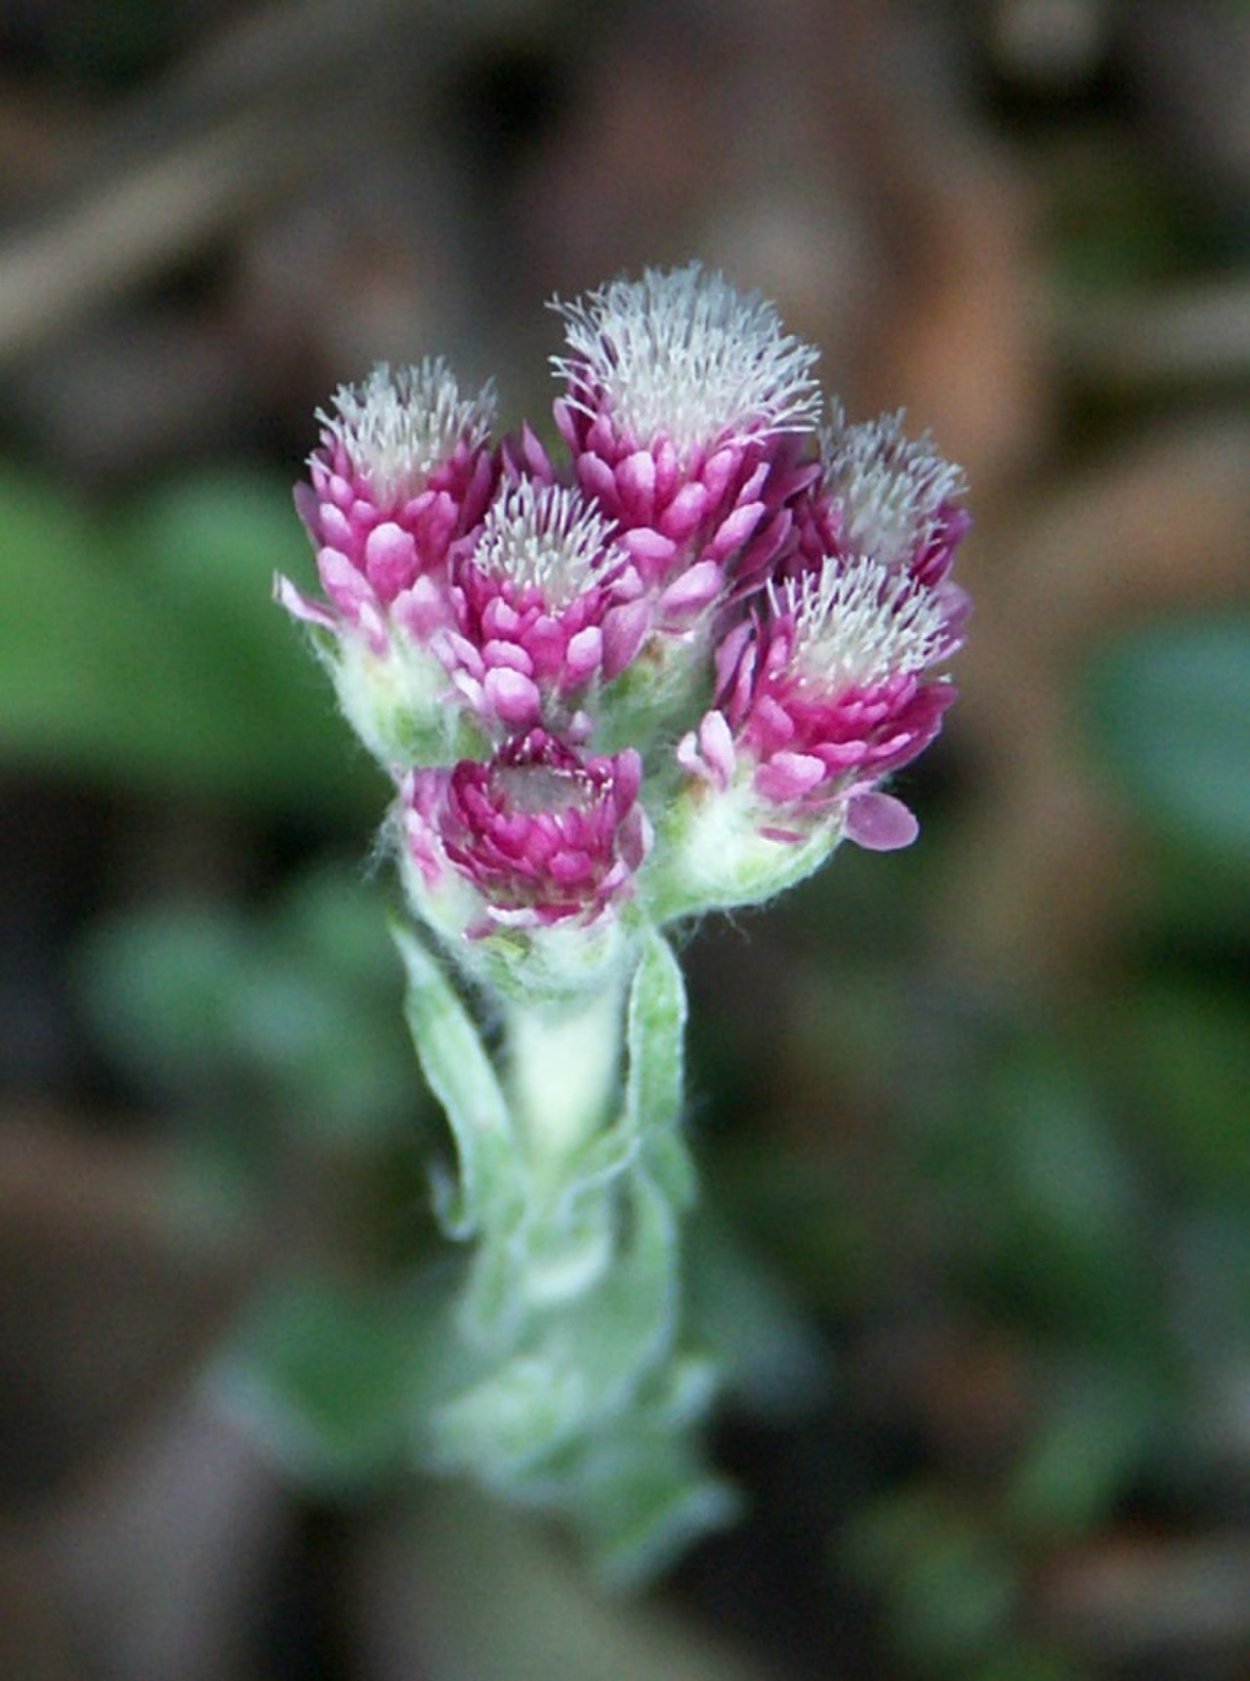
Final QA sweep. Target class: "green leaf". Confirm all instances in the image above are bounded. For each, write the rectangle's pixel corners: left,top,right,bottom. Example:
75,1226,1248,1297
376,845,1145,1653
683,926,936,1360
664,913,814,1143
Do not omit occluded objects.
1005,1368,1157,1539
75,867,417,1151
393,923,520,1239
75,904,253,1096
625,929,696,1208
0,465,380,814
428,1352,589,1486
563,1431,740,1592
686,1216,828,1416
551,1168,682,1414
218,1270,462,1494
847,1491,1018,1672
430,1166,684,1482
1085,616,1250,861
1107,983,1250,1200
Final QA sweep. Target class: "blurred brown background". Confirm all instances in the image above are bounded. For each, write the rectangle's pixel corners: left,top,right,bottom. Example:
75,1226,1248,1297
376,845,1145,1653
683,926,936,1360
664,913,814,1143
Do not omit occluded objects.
2,2,1249,1678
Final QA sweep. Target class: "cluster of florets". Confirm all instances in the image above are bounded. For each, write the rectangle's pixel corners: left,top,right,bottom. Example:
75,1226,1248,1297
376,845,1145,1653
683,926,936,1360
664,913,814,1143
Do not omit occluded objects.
281,264,969,993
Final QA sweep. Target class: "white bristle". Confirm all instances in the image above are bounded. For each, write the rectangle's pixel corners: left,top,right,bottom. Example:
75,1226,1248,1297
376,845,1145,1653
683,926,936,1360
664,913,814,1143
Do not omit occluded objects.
820,406,966,570
774,554,947,692
473,479,621,605
320,358,496,505
551,262,821,459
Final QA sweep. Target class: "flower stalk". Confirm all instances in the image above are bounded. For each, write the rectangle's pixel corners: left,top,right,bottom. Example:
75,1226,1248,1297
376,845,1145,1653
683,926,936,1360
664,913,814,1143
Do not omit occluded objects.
280,262,968,1582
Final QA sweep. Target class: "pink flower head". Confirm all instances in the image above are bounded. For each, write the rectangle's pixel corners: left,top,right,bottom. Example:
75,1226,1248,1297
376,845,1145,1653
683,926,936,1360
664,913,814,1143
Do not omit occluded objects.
550,264,822,594
798,406,971,599
681,413,967,853
281,359,498,647
439,478,649,734
404,731,650,931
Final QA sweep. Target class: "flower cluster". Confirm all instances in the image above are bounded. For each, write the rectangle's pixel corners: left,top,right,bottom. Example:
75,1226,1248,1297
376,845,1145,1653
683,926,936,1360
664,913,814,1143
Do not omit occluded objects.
280,263,968,987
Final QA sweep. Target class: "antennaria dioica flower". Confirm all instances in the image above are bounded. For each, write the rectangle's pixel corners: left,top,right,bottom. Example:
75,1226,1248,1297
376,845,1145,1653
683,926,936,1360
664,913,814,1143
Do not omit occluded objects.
278,262,969,1584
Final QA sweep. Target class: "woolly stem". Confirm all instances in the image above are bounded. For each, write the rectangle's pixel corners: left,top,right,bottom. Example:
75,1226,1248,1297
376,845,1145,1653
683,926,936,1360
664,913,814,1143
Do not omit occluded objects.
505,975,627,1170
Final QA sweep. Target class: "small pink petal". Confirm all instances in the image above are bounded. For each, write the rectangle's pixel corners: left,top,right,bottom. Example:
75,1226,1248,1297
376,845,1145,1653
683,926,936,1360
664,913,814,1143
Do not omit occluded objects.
525,618,566,679
619,450,657,518
713,620,754,700
740,460,769,501
293,481,323,545
709,499,765,558
753,694,796,742
358,601,389,656
549,848,593,886
613,746,643,804
317,502,354,550
676,730,703,778
364,521,418,602
658,480,710,541
697,709,736,788
484,666,541,725
318,546,371,617
443,630,484,679
658,558,723,617
755,752,827,803
601,600,651,678
553,398,579,451
393,579,446,639
577,452,618,505
482,639,534,676
274,573,336,629
844,791,919,851
620,527,678,573
816,739,871,770
701,447,737,504
420,491,457,555
519,421,554,478
565,625,603,682
481,596,521,637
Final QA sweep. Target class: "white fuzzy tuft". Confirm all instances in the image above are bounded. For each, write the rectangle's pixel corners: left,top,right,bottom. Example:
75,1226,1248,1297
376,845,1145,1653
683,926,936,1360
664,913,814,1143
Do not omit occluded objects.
320,358,496,505
820,407,966,570
551,262,821,458
474,479,622,605
775,554,948,692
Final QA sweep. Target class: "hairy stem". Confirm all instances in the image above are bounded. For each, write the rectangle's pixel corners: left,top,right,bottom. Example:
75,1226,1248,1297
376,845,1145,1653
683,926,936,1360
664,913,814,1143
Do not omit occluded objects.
506,974,628,1170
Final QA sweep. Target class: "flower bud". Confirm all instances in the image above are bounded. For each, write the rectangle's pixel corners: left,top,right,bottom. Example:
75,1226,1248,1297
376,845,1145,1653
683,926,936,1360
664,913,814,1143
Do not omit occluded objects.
439,478,647,739
278,359,497,766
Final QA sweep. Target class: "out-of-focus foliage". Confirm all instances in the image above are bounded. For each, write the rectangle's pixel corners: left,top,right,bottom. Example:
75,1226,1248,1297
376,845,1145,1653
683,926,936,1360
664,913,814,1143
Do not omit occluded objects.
1086,616,1250,860
77,865,416,1154
0,468,382,815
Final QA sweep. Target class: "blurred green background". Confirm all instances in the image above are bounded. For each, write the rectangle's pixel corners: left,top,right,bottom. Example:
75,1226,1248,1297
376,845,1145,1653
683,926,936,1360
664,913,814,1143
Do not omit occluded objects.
2,2,1249,1678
